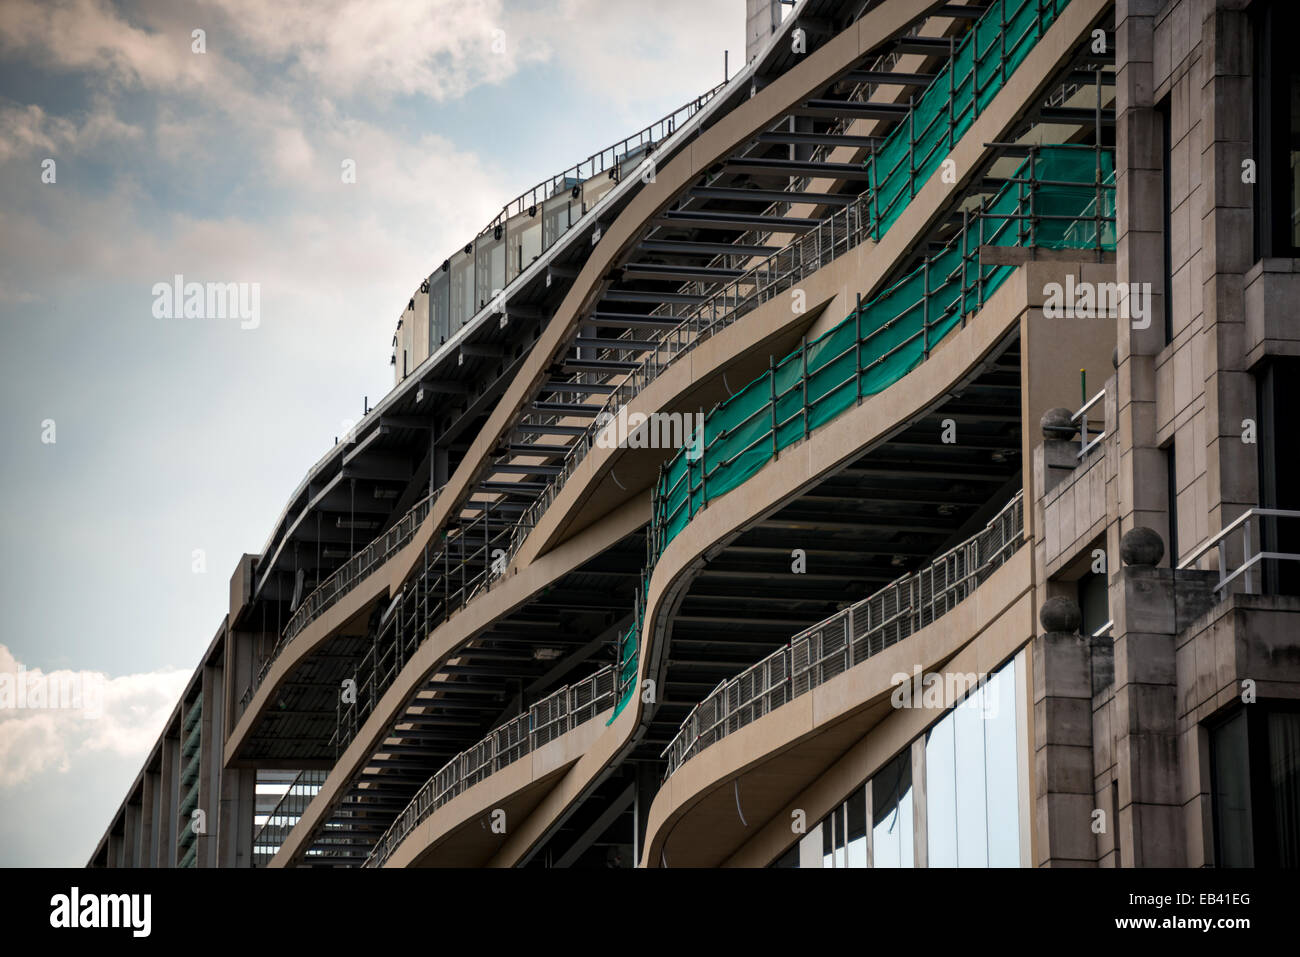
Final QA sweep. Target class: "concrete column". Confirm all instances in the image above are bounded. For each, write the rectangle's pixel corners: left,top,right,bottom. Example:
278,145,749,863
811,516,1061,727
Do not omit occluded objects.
1109,528,1216,866
123,800,141,868
1033,598,1098,866
219,767,256,868
140,770,159,869
745,0,780,63
910,737,928,868
157,734,178,867
198,664,219,867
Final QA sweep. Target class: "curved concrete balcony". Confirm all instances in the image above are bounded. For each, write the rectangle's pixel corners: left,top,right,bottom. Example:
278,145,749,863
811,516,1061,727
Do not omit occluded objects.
267,0,1114,864
642,540,1034,866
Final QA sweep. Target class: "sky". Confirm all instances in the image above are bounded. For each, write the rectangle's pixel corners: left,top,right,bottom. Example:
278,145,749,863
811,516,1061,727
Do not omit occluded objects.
0,0,744,867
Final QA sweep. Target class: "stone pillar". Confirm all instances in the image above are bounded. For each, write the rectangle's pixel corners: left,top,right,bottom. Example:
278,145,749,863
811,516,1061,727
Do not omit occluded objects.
1110,526,1214,865
1033,596,1098,866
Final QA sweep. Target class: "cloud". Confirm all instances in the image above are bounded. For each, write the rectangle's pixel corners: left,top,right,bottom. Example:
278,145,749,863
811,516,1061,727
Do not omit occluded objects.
0,644,189,789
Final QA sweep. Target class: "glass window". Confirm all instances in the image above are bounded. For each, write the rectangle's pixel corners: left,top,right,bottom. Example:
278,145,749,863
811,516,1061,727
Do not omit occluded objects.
1212,705,1300,866
1254,1,1300,256
476,230,506,311
984,664,1021,867
542,191,573,250
449,251,474,329
846,787,867,868
926,657,1021,867
429,269,450,351
1212,709,1256,866
872,750,913,868
1268,711,1300,866
954,689,988,867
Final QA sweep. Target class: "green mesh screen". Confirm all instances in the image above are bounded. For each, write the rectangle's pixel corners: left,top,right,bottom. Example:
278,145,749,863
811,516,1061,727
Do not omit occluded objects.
655,146,1115,555
869,0,1074,238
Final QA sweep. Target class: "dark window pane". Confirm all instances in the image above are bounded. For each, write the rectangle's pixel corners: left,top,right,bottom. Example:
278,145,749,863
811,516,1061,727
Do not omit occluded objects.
1212,710,1254,867
1268,711,1300,866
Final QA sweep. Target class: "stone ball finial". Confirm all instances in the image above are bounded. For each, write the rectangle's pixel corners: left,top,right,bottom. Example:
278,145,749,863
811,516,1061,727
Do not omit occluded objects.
1120,526,1165,567
1041,407,1075,440
1039,596,1082,634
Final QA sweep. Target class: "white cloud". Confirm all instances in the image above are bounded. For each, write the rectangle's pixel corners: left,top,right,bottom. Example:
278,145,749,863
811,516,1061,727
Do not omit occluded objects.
0,644,188,789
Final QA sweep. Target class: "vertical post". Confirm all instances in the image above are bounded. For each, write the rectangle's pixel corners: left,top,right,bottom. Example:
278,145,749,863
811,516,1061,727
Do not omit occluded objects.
1095,68,1104,254
801,335,809,441
855,292,863,404
769,355,778,461
1028,146,1036,249
948,36,956,152
1080,369,1088,458
1244,519,1254,594
978,198,987,306
999,0,1007,82
869,145,880,239
908,95,916,201
698,408,707,509
961,207,970,327
922,256,931,360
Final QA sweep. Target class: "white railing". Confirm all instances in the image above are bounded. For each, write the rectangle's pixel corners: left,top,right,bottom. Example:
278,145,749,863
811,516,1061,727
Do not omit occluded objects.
1176,507,1300,594
1072,387,1106,459
364,664,617,868
661,491,1026,779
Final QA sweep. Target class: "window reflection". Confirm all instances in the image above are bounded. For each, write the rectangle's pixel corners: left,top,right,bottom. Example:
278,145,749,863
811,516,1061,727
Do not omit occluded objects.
872,751,913,867
926,657,1021,867
773,656,1022,868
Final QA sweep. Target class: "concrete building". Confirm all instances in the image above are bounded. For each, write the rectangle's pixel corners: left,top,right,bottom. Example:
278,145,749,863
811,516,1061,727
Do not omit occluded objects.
90,0,1300,870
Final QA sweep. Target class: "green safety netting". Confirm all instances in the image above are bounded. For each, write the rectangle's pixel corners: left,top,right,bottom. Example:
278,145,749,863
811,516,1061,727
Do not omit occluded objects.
655,146,1114,556
608,611,643,724
869,0,1074,238
608,148,1114,724
604,2,1096,723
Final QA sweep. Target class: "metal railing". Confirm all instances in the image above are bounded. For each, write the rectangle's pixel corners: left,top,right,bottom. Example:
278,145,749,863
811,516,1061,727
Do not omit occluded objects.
364,664,617,868
661,491,1025,779
331,499,532,752
240,490,437,714
1073,387,1106,459
252,769,328,867
487,85,725,234
1176,508,1300,594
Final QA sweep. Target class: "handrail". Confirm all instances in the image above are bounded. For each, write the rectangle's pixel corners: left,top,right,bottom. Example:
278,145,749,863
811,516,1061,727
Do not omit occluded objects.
1176,507,1300,594
506,0,1088,564
660,491,1026,779
1071,387,1107,459
239,489,438,714
364,663,617,868
252,769,327,867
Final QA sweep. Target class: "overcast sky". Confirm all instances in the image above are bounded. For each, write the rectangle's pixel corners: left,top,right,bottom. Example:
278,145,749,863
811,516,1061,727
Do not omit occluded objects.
0,0,744,867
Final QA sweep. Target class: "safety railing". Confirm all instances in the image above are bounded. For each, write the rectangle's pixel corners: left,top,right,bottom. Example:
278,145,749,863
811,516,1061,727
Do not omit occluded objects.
488,85,725,233
364,664,617,868
331,499,532,753
661,491,1025,779
252,769,328,867
1176,508,1300,595
505,1,1086,565
652,145,1115,557
1073,387,1106,459
240,489,437,714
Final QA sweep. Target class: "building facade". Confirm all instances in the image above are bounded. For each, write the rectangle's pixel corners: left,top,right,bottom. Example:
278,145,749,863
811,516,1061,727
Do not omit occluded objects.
90,0,1300,870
